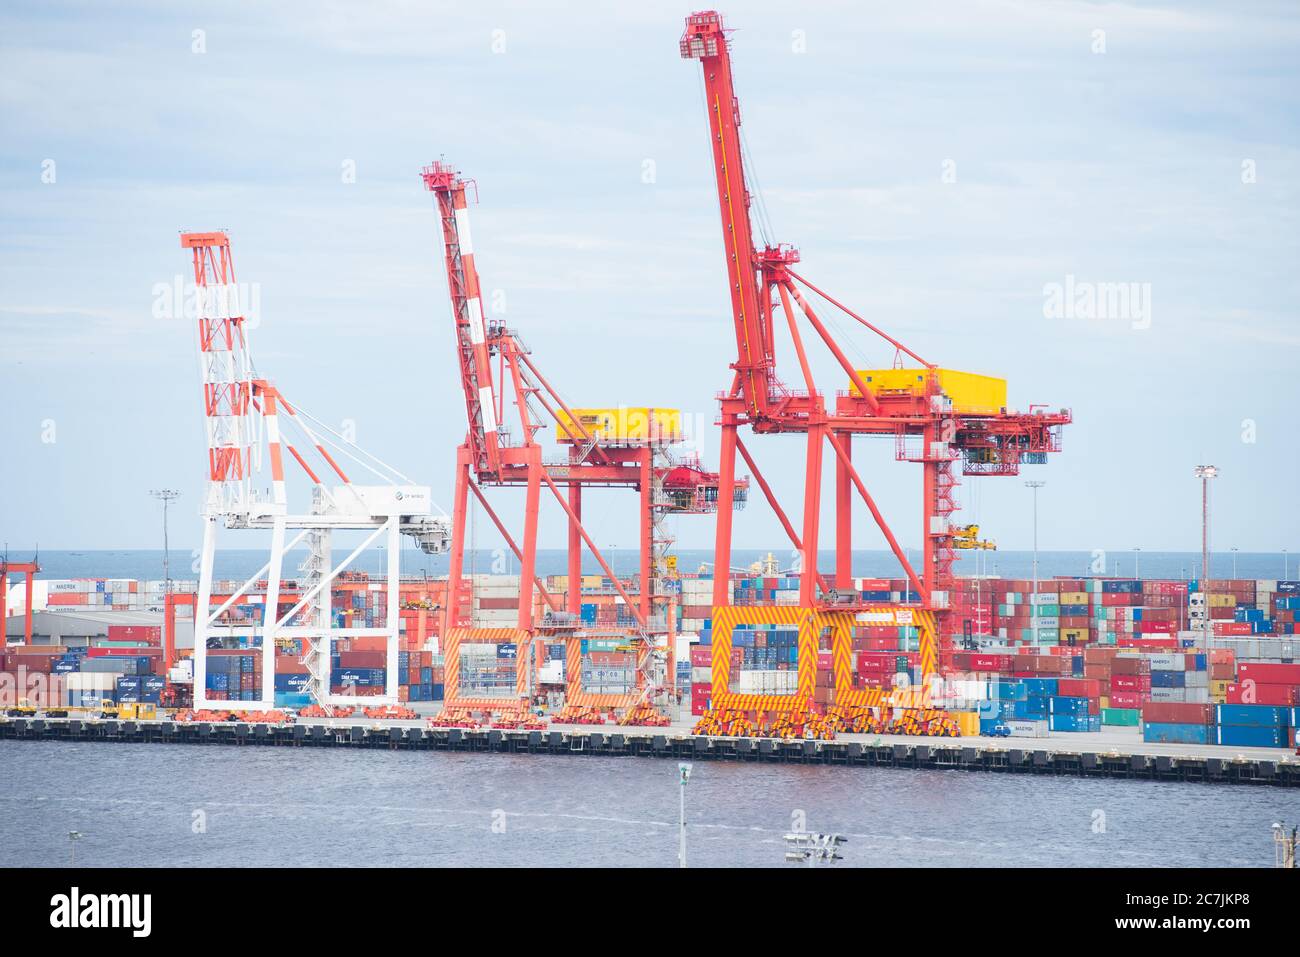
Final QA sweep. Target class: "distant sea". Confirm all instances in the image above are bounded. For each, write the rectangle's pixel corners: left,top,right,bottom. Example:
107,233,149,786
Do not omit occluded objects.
16,548,1297,584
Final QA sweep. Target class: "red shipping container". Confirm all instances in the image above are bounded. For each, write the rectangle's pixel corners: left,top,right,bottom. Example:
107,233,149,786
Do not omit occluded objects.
274,655,309,674
689,645,711,667
1226,683,1297,706
1141,702,1212,725
338,650,385,669
1237,662,1300,685
1111,673,1152,691
1058,678,1101,698
107,625,162,644
1109,691,1142,709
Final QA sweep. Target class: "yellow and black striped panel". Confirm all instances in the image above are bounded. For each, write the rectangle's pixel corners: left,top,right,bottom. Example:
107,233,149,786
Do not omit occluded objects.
443,627,529,706
709,605,815,712
711,692,813,713
570,691,638,709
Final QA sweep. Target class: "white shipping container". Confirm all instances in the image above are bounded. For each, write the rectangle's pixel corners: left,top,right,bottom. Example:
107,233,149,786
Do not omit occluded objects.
1148,688,1187,702
1004,719,1048,738
66,673,121,691
1148,653,1184,671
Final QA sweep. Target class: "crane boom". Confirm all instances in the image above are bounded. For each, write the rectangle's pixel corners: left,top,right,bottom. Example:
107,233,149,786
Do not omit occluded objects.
680,12,771,418
422,162,502,477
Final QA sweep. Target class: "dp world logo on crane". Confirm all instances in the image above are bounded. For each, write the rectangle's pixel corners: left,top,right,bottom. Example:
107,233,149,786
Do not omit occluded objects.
151,273,263,328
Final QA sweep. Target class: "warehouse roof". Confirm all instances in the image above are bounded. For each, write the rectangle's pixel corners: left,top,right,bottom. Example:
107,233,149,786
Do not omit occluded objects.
5,609,193,647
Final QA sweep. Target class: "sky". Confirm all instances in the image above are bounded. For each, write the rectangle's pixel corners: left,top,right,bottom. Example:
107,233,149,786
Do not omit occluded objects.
1,0,1297,560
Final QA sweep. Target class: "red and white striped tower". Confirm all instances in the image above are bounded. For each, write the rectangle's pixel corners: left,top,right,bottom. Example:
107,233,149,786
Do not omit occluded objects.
182,232,256,515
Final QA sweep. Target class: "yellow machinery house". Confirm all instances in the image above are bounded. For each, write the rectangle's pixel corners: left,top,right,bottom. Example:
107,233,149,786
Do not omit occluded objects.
851,369,1008,415
554,407,682,445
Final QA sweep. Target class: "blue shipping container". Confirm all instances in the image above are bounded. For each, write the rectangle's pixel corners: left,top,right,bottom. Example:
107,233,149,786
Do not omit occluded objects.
1049,696,1090,715
1215,704,1289,728
1049,713,1099,732
1143,722,1210,745
1215,724,1286,748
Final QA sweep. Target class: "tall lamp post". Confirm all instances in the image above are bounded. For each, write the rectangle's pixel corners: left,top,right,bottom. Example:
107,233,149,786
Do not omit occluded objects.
1231,547,1238,579
1193,466,1218,660
677,762,692,868
1025,481,1045,641
149,489,180,605
1133,547,1141,581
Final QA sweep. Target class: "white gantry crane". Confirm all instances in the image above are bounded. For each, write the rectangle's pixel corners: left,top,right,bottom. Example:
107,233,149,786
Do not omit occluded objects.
181,231,451,712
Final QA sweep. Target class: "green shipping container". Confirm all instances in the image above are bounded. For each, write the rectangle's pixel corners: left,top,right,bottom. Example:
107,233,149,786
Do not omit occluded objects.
1101,707,1141,727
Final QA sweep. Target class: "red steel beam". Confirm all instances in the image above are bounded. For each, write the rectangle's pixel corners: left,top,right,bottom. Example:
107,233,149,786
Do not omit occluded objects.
784,281,880,415
824,430,929,602
538,470,646,630
466,478,558,612
734,436,831,596
787,267,933,369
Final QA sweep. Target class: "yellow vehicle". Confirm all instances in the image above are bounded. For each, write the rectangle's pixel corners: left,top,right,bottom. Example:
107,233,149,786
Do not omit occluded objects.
92,699,158,720
951,524,996,550
4,697,37,717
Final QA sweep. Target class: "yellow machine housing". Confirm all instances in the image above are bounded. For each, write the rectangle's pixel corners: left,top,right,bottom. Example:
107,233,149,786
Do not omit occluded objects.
555,407,682,444
851,368,1007,414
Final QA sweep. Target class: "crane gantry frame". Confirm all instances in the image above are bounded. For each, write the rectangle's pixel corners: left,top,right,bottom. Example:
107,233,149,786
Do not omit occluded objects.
679,11,1070,721
181,231,450,712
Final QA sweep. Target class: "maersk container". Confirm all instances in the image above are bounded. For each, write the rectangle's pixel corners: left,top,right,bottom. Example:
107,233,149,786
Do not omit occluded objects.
1003,719,1048,738
1214,724,1286,748
1215,704,1289,728
1143,722,1210,745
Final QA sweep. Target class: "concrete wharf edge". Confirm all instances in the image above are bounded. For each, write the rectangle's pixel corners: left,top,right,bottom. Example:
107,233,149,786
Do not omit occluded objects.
2,716,1297,787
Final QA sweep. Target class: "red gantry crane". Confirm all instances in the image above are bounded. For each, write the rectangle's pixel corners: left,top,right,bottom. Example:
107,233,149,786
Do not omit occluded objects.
421,161,746,726
680,11,1070,734
0,553,40,648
